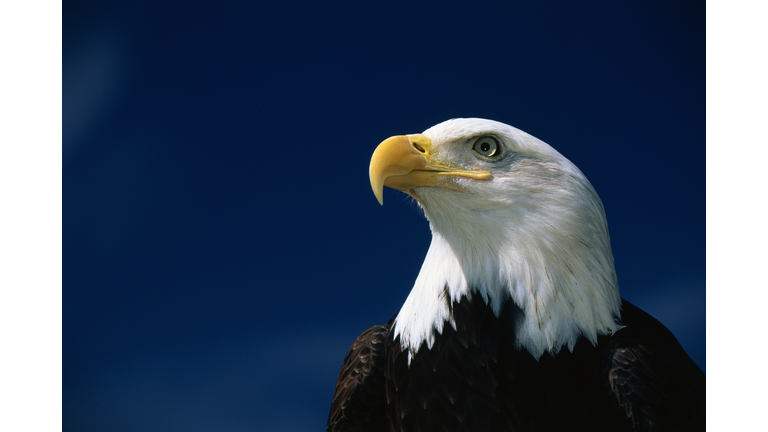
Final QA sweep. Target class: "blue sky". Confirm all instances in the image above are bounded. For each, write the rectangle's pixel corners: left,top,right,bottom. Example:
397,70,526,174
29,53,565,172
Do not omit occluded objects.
63,1,704,431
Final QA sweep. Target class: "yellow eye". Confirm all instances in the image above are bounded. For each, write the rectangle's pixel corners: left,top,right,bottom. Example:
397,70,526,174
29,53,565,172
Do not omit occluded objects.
472,136,501,158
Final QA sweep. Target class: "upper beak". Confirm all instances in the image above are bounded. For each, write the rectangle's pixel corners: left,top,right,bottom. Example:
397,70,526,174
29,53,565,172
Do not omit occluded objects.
368,134,492,205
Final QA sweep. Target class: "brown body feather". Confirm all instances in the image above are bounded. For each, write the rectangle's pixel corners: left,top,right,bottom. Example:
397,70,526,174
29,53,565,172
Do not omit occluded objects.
327,297,704,432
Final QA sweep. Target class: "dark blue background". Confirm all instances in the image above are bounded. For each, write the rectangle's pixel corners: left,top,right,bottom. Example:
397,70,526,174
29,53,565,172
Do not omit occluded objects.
64,1,704,431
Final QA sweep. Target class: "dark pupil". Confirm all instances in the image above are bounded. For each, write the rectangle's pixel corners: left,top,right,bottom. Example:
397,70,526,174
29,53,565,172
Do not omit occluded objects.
481,142,490,152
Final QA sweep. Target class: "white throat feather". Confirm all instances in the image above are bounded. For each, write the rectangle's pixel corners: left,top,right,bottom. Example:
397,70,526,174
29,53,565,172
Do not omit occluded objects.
391,118,622,361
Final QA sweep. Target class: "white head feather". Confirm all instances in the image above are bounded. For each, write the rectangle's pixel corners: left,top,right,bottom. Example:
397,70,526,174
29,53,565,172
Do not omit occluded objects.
392,118,622,360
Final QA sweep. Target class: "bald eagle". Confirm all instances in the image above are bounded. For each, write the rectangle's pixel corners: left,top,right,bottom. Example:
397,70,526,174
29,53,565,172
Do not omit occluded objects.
327,118,705,432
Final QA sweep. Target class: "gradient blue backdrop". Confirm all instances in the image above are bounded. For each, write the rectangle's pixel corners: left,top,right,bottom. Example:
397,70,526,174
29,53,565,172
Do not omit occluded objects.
64,1,705,431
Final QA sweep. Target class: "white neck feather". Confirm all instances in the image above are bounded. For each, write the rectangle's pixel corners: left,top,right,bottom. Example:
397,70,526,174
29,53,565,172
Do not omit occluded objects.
392,155,622,361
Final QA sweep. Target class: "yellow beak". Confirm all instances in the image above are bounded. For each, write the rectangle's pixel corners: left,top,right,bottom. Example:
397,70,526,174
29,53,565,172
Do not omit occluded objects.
368,134,492,205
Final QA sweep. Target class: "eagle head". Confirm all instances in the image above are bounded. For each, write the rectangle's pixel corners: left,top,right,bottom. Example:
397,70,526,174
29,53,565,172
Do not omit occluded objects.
369,118,622,360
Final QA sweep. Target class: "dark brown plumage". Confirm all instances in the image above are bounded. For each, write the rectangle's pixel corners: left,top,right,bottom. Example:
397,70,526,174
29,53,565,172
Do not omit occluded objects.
327,297,704,432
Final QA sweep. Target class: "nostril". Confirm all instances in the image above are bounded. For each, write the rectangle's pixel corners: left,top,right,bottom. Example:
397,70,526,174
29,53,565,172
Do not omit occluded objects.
413,143,425,153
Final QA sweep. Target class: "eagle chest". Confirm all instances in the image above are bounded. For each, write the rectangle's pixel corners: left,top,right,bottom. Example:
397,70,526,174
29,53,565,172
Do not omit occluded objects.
383,296,620,432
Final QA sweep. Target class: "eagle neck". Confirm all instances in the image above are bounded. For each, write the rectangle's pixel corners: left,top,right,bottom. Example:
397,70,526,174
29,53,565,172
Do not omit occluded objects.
392,202,622,361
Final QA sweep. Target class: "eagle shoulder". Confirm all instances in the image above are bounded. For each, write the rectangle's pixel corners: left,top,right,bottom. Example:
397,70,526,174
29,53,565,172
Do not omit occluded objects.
605,300,706,431
327,324,390,432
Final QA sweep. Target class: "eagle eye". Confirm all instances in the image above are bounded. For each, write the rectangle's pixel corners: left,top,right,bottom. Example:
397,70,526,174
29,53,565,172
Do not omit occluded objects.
472,136,501,158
